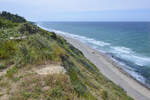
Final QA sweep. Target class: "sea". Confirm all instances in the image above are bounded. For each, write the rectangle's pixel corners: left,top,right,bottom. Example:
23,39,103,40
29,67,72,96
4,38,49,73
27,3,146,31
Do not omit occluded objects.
37,22,150,88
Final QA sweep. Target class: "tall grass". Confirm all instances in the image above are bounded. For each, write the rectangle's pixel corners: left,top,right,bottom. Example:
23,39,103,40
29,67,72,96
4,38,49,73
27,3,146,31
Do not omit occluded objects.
0,40,18,59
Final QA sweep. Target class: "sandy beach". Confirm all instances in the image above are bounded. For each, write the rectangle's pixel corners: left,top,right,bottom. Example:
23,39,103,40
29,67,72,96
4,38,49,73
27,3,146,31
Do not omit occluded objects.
59,34,150,100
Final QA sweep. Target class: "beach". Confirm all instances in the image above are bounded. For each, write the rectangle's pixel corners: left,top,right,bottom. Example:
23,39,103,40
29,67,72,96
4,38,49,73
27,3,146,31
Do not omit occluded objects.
59,34,150,100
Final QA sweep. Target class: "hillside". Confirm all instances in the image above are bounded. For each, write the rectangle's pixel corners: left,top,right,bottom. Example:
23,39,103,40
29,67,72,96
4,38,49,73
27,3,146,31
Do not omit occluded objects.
0,11,133,100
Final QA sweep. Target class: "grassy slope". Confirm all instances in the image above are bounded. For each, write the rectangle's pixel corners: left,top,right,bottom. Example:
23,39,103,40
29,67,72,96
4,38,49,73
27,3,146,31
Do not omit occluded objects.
0,12,133,100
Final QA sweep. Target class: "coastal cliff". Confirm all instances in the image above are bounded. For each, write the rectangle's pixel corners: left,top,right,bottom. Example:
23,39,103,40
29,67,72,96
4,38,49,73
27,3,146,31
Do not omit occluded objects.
0,11,133,100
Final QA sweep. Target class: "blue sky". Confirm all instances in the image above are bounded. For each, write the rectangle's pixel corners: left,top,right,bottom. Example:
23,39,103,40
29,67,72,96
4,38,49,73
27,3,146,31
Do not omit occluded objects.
0,0,150,21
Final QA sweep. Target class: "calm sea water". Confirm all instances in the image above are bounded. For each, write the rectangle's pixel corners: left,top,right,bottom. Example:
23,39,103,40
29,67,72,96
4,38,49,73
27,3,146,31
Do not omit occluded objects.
37,22,150,88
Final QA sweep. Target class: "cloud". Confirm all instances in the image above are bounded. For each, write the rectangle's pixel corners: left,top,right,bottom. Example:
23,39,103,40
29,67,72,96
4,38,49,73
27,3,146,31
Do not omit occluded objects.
1,0,150,11
0,0,150,21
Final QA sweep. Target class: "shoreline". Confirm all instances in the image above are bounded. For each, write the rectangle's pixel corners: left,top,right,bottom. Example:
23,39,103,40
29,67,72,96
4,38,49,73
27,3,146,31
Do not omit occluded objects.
37,25,150,100
58,34,150,100
99,50,150,90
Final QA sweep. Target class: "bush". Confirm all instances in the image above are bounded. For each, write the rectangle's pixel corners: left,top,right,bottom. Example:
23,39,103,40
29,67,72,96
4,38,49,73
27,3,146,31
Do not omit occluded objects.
0,17,17,28
50,32,57,39
0,11,26,23
51,86,62,97
22,91,31,99
51,43,66,62
6,66,18,78
0,40,17,59
0,64,6,69
101,90,108,100
18,23,39,34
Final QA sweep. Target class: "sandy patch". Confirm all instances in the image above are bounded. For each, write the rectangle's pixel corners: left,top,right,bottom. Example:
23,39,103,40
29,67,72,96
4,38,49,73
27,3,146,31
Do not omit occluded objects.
35,65,66,75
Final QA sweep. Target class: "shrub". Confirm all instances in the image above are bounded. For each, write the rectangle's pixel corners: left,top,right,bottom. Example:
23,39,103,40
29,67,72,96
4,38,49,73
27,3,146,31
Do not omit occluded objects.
0,64,6,69
0,40,17,59
101,90,108,100
22,91,31,99
0,11,26,23
18,23,39,34
51,86,62,97
50,32,57,39
0,17,17,28
6,66,18,78
51,43,66,62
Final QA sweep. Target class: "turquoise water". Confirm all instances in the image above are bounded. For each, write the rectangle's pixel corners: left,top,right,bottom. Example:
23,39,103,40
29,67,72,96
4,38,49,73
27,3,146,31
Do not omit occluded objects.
37,22,150,88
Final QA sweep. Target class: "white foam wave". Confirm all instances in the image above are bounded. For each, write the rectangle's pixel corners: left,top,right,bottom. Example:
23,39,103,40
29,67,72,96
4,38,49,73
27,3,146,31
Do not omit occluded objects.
38,25,110,47
111,55,146,85
126,69,146,83
111,46,150,66
111,46,133,54
130,55,150,66
54,30,110,47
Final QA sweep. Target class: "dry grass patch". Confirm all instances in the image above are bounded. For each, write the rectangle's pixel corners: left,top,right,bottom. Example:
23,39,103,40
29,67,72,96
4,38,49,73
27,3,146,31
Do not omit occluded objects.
9,72,82,100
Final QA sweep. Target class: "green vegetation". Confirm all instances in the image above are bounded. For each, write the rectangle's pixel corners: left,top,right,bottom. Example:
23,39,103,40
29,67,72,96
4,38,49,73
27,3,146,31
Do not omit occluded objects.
0,11,133,100
0,64,5,69
0,18,17,28
0,11,26,23
6,66,18,78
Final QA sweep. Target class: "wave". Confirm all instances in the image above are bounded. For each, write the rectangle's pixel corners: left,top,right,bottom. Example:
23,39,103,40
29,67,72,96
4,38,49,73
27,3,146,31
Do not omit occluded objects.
110,46,150,66
111,46,133,54
39,25,110,47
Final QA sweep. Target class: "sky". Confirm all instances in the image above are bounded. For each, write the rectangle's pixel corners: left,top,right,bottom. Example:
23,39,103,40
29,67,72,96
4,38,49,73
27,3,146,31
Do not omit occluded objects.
0,0,150,21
